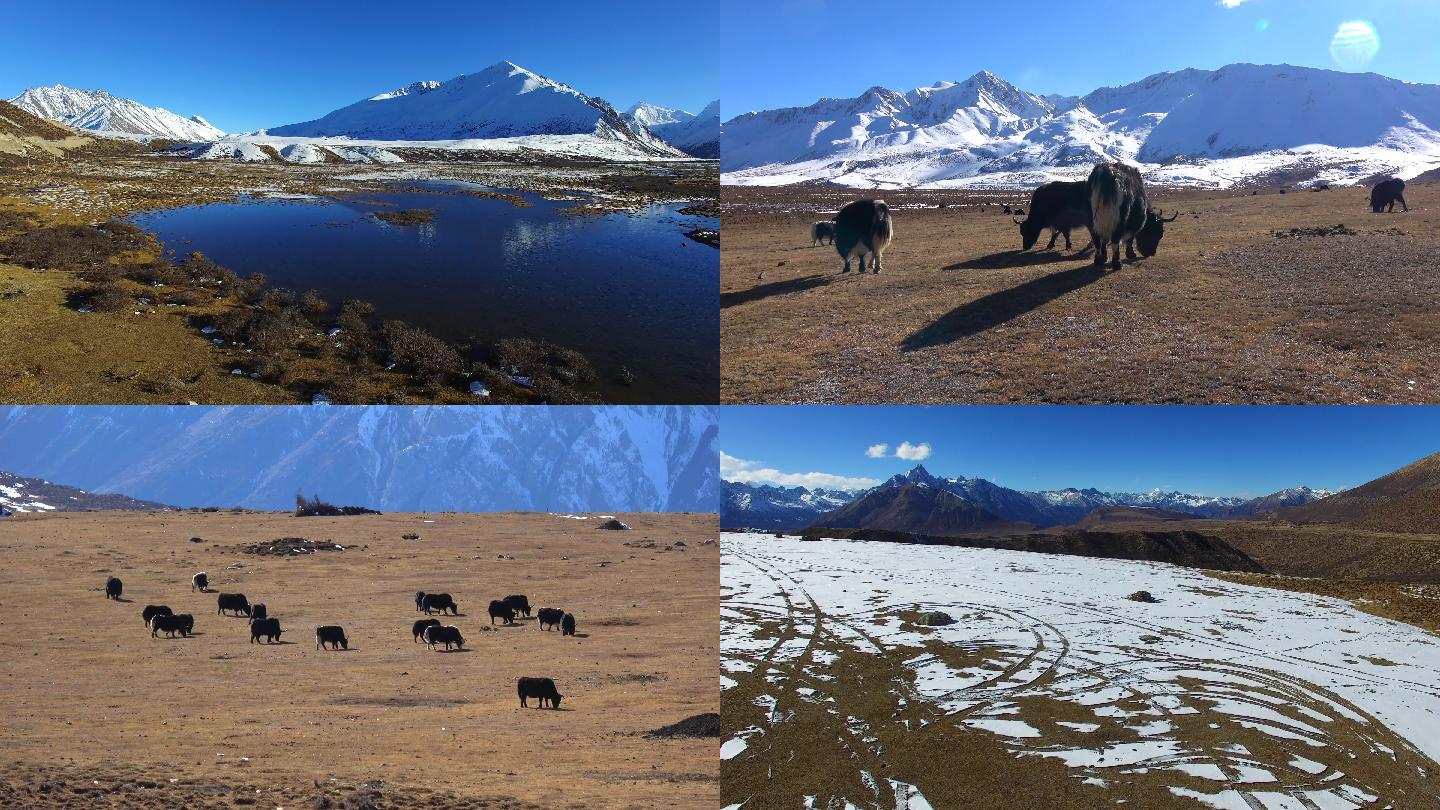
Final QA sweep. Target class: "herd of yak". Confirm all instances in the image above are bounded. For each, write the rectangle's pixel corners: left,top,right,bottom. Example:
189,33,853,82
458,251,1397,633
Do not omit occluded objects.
103,571,570,709
808,161,1412,273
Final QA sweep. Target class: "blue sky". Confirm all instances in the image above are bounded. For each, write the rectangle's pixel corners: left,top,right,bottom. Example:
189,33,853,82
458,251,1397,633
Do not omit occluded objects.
720,407,1440,497
0,3,717,133
721,0,1440,117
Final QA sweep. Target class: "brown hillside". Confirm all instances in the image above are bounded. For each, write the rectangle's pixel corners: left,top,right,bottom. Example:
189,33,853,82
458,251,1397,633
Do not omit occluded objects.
1349,489,1440,534
0,100,72,141
1070,505,1196,530
800,526,1263,572
1274,451,1440,524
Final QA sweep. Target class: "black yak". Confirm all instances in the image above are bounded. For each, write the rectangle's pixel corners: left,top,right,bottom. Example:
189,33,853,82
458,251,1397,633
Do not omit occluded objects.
249,617,282,644
150,614,194,638
191,572,208,592
537,607,564,630
504,594,532,617
1371,178,1408,213
315,625,348,650
1017,181,1091,251
141,605,172,625
1088,162,1176,270
420,593,458,616
833,200,893,274
423,624,464,651
105,576,122,600
489,599,516,625
217,593,251,617
517,676,563,708
810,220,836,245
561,613,576,637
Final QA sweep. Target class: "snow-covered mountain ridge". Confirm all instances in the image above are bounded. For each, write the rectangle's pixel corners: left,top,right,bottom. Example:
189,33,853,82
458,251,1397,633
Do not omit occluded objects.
8,85,224,141
0,407,717,513
722,63,1440,188
723,465,1333,529
266,61,680,157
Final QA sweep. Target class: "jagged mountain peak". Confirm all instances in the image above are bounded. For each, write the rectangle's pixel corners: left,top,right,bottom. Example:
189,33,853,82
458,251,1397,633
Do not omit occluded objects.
722,62,1440,187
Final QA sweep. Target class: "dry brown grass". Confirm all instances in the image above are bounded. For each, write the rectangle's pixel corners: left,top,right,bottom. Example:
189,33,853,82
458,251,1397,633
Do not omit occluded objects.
1208,572,1440,636
0,511,718,808
720,184,1440,404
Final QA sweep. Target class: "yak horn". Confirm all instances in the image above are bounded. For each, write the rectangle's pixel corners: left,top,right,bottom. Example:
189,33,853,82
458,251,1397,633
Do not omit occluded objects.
1012,217,1025,224
1161,210,1180,222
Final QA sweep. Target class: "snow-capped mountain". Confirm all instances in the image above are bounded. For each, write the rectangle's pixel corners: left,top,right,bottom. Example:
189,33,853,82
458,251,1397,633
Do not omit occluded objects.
266,61,681,157
742,465,1333,531
0,470,171,514
629,100,719,158
722,63,1440,188
0,406,716,513
625,102,694,130
721,480,856,530
8,85,223,141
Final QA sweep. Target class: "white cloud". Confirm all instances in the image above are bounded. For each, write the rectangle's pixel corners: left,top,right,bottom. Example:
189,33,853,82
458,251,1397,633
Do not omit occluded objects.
895,442,932,461
721,451,880,492
1218,0,1251,7
865,443,889,458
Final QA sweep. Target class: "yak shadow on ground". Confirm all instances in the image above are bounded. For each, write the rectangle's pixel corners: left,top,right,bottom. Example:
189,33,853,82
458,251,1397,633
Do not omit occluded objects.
430,647,474,654
946,246,1092,271
721,274,833,308
902,262,1109,352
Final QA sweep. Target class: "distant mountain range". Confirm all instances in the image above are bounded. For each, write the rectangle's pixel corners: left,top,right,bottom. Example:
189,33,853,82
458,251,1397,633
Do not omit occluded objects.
8,62,715,162
627,100,720,158
0,406,717,512
9,85,223,141
721,481,856,530
721,63,1440,188
722,464,1334,531
0,470,170,515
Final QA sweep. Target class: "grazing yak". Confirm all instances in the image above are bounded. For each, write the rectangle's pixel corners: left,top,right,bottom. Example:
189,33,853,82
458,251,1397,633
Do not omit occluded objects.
810,220,836,246
537,607,564,630
217,593,251,617
1371,177,1409,213
561,613,576,637
415,591,426,612
105,576,123,600
191,572,208,592
248,603,267,622
423,624,465,651
412,618,442,642
420,593,458,616
249,617,283,644
315,625,348,650
488,599,516,625
141,605,172,625
834,199,893,274
503,594,532,617
517,676,563,709
1087,162,1176,270
150,614,194,638
1017,181,1091,251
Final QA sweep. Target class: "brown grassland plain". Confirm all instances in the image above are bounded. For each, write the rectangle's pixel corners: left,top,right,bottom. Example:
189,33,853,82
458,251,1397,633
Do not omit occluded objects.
720,183,1439,404
0,511,718,809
